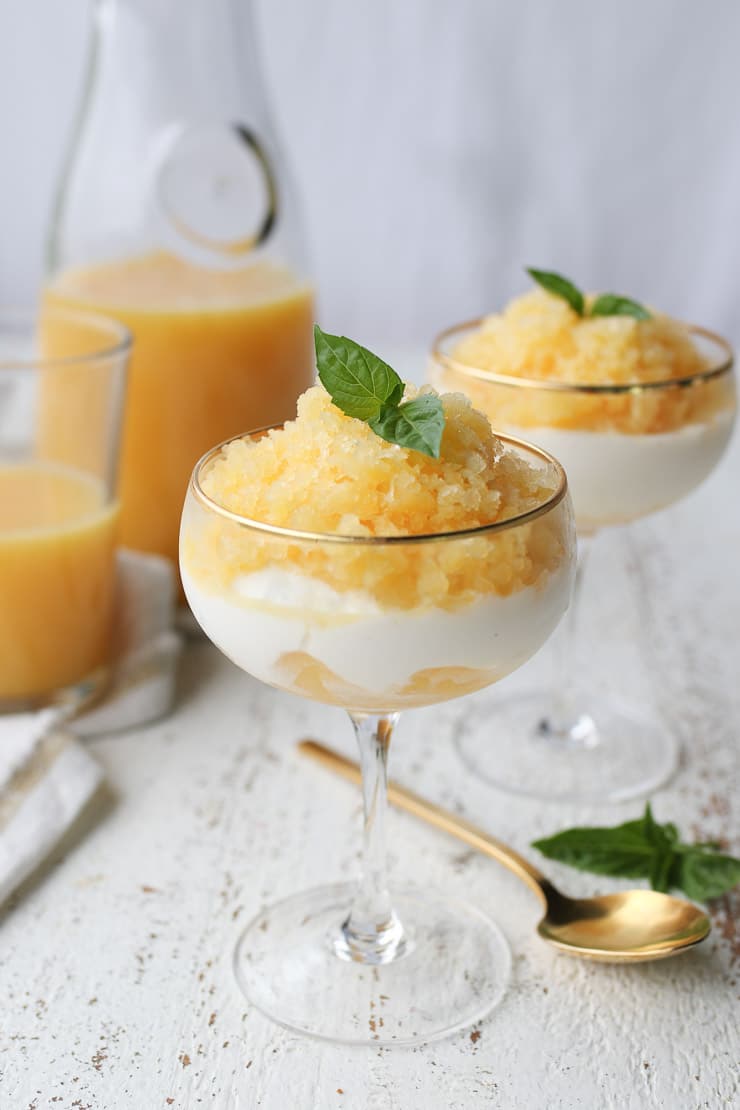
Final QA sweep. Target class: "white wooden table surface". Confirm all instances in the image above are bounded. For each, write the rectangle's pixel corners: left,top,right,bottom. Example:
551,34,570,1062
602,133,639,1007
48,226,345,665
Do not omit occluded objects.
2,426,739,1110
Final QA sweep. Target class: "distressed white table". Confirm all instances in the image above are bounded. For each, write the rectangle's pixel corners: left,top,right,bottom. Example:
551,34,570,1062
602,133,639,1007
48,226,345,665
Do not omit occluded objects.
2,435,739,1110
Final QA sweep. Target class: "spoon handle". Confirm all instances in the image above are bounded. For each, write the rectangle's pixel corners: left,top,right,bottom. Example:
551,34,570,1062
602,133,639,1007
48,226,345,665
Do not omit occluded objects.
299,739,549,905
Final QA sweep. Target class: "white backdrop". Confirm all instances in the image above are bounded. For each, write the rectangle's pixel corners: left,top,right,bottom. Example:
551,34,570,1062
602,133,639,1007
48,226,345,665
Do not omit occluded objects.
2,0,740,349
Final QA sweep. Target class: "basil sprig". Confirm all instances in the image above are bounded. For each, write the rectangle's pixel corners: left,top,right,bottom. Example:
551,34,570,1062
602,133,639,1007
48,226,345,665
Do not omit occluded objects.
314,325,445,458
527,268,651,321
532,804,740,902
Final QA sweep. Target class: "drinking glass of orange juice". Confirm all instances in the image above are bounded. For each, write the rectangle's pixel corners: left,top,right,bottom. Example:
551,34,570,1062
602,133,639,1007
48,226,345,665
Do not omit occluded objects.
0,308,129,711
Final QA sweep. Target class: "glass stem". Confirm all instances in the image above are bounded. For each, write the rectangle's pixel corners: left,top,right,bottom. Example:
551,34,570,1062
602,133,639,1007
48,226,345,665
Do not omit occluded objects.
540,532,596,741
335,712,407,965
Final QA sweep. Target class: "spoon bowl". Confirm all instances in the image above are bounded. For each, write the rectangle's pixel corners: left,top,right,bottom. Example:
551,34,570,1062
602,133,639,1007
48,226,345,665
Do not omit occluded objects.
536,886,710,962
300,740,712,963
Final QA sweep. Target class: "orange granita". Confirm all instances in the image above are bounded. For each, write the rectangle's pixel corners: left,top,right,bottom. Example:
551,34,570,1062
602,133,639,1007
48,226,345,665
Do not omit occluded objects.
185,385,568,610
202,385,552,535
448,289,727,433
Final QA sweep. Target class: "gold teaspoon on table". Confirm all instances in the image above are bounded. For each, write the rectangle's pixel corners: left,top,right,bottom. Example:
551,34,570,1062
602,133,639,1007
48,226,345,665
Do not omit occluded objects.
299,740,710,963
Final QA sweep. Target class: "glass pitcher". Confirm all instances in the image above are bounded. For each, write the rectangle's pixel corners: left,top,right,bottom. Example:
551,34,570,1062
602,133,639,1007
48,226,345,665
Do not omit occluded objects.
44,0,315,570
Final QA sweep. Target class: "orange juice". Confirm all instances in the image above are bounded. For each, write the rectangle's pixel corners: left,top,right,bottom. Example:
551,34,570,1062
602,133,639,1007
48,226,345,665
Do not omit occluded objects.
0,464,118,701
43,251,314,566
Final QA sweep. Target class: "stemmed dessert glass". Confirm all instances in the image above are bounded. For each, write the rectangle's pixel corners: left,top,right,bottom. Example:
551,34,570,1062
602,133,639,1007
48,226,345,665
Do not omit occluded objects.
181,429,575,1045
430,320,735,802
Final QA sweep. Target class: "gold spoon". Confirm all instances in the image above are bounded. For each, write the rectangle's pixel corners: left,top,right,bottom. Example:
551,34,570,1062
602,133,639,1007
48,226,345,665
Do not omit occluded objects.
299,739,711,963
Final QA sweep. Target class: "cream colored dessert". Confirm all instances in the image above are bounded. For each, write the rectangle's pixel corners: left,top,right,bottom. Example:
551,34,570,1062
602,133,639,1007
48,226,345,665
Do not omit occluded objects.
433,289,735,530
180,385,574,711
506,417,733,528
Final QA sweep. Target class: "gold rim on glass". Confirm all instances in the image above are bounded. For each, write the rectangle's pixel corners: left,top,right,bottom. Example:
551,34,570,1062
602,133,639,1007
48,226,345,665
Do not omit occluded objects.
431,319,734,395
191,427,569,545
0,306,132,371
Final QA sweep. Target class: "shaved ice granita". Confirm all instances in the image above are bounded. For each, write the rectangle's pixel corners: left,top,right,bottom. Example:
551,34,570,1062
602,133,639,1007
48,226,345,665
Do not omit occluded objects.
429,270,736,804
431,273,735,531
180,328,575,1045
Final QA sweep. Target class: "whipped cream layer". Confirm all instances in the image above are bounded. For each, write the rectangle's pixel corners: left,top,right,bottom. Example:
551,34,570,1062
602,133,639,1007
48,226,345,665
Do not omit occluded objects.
510,412,734,531
181,565,572,703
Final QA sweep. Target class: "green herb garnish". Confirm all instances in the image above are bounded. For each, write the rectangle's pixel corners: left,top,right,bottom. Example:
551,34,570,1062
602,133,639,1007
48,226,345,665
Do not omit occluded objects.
532,803,740,902
590,293,652,321
526,268,585,316
527,268,652,321
314,325,445,458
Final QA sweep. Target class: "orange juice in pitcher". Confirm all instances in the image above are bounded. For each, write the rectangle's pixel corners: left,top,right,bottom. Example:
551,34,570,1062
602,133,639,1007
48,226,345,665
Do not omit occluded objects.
44,0,314,570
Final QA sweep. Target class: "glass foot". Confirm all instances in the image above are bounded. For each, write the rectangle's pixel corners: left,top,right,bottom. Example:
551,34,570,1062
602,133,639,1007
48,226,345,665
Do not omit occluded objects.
455,690,679,803
234,882,510,1045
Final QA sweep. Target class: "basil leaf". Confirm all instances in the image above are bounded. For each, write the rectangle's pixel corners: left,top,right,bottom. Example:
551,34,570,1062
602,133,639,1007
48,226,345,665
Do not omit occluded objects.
527,268,585,316
534,804,740,902
642,801,659,840
643,802,675,852
650,848,674,893
531,823,655,879
314,325,404,421
589,294,651,321
676,851,740,902
369,394,446,459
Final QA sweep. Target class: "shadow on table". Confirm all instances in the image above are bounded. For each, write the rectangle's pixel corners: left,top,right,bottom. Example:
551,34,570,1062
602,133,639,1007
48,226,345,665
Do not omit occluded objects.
174,636,246,715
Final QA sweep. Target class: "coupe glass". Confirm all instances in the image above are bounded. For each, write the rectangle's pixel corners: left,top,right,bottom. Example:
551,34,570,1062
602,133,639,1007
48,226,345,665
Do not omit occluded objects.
430,320,735,802
180,429,575,1045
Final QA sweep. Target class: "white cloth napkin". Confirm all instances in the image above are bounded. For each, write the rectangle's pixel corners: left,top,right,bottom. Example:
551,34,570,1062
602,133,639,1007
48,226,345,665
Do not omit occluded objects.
0,549,182,905
0,718,102,904
75,549,182,737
